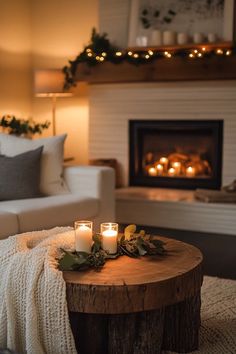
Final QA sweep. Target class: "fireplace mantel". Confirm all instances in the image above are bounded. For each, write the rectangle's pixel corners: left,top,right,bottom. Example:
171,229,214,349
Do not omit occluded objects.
75,52,236,84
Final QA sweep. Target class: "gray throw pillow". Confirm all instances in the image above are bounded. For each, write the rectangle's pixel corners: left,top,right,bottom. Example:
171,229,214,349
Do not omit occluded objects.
0,146,43,201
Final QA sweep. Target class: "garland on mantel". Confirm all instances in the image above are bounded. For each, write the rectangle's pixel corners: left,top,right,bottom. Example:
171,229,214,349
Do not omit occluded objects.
63,28,236,89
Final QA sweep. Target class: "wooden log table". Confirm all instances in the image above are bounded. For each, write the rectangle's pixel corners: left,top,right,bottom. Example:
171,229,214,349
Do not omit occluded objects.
63,237,203,354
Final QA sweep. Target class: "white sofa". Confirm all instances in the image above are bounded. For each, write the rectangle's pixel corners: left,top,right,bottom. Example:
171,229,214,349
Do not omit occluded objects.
0,166,115,240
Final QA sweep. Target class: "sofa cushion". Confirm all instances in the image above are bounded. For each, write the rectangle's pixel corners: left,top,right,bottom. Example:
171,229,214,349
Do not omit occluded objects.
0,147,43,201
0,133,68,196
0,211,19,239
0,194,99,233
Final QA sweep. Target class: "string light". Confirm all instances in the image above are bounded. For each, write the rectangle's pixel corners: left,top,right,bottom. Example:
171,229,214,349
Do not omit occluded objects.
81,45,233,63
164,51,172,58
89,47,232,62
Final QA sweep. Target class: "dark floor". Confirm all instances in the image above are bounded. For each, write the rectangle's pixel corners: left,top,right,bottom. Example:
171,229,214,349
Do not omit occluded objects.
120,224,236,280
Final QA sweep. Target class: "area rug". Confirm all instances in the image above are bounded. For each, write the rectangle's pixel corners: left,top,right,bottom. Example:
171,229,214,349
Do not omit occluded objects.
164,276,236,354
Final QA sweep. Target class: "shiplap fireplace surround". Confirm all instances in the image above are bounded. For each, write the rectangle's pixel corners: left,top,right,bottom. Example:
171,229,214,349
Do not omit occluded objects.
88,81,236,236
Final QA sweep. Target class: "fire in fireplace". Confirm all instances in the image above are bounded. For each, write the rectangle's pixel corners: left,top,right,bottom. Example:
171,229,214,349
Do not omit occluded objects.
129,120,223,190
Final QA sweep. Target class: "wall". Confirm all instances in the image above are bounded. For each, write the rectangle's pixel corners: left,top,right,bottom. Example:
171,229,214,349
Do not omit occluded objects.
99,0,130,48
0,0,32,118
31,0,98,164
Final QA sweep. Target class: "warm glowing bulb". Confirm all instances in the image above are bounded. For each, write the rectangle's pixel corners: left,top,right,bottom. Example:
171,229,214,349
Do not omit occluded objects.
202,47,206,51
198,53,202,57
186,166,196,177
87,52,93,57
156,164,163,176
164,51,168,56
128,51,133,56
168,167,176,177
99,57,105,62
145,54,150,59
172,162,181,175
133,53,139,58
96,56,100,60
86,48,92,53
148,50,154,55
148,167,157,176
216,49,223,55
189,53,194,58
226,50,231,56
115,51,122,56
160,157,168,164
102,52,107,57
167,53,172,58
194,49,198,53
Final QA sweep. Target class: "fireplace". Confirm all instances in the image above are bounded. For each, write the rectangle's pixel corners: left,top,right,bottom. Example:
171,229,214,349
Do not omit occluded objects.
129,120,223,190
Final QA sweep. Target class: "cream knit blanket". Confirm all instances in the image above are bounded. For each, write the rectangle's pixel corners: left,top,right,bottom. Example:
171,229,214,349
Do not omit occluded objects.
0,227,77,354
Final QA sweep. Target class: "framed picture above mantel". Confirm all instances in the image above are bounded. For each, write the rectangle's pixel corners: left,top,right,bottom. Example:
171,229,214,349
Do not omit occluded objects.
128,0,236,48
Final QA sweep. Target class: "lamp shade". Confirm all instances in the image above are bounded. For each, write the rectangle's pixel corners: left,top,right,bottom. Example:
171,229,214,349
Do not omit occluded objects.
34,69,72,97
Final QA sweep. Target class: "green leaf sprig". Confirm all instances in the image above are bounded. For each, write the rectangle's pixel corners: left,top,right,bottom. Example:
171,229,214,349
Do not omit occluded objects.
59,224,166,272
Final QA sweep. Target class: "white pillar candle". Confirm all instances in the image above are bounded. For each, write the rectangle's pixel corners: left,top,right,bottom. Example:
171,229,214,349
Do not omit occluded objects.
101,223,118,254
168,167,176,177
186,166,196,178
75,221,93,253
163,31,176,46
159,157,169,171
156,163,164,176
150,30,162,46
172,162,181,175
148,167,157,176
177,32,188,45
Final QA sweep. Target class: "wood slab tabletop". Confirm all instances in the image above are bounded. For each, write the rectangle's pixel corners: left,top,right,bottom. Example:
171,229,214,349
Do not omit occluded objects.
63,236,203,314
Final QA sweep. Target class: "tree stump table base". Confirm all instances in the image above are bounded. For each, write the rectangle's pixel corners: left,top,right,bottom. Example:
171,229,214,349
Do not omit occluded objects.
64,237,203,354
69,292,201,354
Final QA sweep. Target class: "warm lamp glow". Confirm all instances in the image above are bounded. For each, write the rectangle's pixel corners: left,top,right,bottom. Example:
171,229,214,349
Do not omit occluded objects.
34,69,73,135
34,69,72,98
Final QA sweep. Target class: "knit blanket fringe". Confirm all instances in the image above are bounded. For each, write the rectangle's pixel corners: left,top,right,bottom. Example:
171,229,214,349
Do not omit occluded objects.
0,227,77,354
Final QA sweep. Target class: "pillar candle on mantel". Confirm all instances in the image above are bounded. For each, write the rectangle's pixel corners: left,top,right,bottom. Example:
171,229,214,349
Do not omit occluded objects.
101,222,118,254
75,221,93,253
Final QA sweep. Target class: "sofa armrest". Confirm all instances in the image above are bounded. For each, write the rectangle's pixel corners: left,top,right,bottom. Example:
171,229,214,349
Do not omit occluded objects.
63,166,115,224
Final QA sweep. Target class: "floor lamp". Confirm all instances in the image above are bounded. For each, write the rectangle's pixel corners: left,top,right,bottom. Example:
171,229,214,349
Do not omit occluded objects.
34,69,72,136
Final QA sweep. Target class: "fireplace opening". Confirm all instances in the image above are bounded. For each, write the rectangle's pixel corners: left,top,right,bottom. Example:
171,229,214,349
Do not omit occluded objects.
129,120,223,190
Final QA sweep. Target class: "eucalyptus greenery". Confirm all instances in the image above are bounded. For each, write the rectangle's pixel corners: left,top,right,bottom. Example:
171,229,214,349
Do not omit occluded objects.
59,224,166,271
